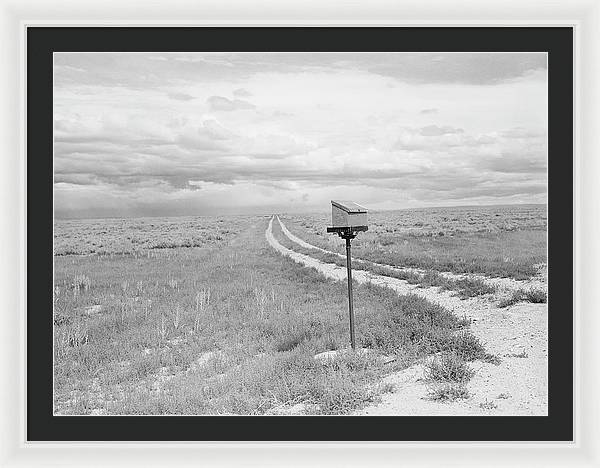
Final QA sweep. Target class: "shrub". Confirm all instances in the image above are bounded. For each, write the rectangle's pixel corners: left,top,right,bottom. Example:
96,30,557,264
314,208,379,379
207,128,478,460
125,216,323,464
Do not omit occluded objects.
451,278,496,299
441,332,501,364
499,288,547,308
498,295,521,308
427,383,470,402
425,352,475,383
524,288,547,303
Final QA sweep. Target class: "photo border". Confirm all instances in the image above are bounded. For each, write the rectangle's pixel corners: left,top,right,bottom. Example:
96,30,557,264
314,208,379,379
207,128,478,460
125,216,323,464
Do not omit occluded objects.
1,0,597,465
28,26,573,443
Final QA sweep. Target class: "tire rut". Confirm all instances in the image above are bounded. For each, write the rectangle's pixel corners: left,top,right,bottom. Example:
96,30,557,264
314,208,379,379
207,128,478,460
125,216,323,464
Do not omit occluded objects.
276,216,547,295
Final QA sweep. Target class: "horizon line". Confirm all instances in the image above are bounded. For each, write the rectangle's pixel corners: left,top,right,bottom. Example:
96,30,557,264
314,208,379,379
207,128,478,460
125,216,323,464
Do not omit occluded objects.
53,201,547,222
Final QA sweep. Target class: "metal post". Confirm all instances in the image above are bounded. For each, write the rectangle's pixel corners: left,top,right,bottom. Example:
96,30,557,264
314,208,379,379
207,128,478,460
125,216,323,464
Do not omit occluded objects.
345,235,356,350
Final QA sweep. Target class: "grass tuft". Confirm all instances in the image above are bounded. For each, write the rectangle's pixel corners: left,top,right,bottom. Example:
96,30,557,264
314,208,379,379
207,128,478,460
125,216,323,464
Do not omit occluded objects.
425,352,475,383
479,399,499,410
449,278,497,299
498,288,547,308
435,331,499,364
427,383,470,402
523,288,547,303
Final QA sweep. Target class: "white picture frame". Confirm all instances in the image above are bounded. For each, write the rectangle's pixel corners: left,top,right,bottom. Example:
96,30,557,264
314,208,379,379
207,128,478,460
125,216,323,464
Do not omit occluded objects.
1,0,598,466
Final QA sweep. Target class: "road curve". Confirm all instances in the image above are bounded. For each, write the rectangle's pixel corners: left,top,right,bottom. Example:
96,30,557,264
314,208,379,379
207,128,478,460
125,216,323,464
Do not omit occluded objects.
275,216,547,295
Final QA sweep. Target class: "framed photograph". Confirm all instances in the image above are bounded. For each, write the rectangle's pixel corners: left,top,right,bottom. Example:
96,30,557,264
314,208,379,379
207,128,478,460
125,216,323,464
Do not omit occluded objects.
3,0,598,465
28,24,571,438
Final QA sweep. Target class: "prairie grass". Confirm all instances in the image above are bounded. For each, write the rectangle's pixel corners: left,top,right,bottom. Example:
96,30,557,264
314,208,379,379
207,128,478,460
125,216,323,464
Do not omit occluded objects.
424,350,476,404
427,383,470,402
54,216,491,415
54,215,253,256
418,274,497,299
498,288,547,308
425,352,475,383
272,220,497,299
523,288,548,303
281,204,547,280
109,349,383,415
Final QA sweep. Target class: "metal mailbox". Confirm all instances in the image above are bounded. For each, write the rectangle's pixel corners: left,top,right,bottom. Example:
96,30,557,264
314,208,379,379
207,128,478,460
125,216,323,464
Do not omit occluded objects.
326,200,368,350
331,200,368,229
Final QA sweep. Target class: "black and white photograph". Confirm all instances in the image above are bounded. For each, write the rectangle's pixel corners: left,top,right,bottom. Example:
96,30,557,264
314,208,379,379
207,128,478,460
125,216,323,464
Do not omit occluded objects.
52,51,549,417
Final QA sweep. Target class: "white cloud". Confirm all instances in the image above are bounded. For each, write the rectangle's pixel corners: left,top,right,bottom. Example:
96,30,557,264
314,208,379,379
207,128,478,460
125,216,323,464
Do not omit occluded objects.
207,96,255,112
53,52,548,218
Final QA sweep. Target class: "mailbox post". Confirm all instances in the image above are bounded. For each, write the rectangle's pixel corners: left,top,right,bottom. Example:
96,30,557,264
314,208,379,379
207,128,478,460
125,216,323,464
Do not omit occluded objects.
327,201,368,350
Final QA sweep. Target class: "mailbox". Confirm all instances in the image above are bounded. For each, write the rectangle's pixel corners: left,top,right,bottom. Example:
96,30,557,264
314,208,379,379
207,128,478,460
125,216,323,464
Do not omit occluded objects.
331,200,368,229
326,200,369,350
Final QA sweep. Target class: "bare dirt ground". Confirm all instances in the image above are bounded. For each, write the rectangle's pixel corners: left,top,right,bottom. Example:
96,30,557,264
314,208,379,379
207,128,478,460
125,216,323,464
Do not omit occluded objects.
267,216,548,416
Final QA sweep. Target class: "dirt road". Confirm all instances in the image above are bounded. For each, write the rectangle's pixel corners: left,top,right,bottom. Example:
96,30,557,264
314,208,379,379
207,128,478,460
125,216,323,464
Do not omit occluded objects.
276,216,547,295
266,216,548,415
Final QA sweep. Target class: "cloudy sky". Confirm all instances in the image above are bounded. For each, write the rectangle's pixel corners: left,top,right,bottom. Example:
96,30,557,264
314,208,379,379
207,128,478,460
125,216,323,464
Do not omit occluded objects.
54,52,547,219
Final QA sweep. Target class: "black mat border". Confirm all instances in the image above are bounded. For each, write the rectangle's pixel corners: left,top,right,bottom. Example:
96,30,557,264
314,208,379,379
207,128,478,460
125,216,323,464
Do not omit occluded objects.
27,26,573,442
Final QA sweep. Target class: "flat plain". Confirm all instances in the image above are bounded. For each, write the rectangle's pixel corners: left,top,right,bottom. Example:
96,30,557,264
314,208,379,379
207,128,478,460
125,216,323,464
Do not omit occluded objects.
53,204,547,415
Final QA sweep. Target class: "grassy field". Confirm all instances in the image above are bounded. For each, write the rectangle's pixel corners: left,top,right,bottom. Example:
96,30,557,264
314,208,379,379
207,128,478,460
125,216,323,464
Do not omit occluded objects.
280,204,547,280
54,214,492,415
272,218,498,300
53,215,254,256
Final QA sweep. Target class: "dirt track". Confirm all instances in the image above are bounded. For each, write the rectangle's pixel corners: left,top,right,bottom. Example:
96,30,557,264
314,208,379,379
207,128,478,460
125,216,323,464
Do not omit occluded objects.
276,216,547,295
266,216,548,416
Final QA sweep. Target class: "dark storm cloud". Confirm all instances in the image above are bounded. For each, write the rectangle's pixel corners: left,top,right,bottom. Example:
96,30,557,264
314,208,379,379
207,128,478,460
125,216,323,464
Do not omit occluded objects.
55,147,422,192
54,115,546,199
